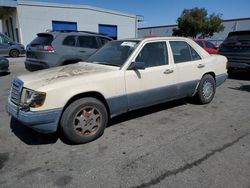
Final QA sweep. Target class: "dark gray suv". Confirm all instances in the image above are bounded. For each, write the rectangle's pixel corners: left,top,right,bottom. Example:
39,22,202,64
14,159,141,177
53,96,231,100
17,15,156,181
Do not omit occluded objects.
25,31,112,71
0,33,26,57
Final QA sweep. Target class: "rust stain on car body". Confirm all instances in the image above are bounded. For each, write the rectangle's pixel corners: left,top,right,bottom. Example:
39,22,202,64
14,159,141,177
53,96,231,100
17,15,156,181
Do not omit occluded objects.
44,63,110,83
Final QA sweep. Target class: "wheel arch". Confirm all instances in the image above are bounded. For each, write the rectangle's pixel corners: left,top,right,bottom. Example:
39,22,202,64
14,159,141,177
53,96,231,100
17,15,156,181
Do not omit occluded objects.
62,91,111,118
193,71,216,96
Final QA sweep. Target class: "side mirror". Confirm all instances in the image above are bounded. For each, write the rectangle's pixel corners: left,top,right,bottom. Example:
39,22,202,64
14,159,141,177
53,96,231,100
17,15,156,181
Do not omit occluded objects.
128,61,146,70
8,41,14,45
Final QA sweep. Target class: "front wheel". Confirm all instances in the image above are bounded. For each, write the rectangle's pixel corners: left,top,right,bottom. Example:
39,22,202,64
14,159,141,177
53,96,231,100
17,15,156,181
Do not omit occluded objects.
9,49,20,57
60,97,108,144
194,74,216,104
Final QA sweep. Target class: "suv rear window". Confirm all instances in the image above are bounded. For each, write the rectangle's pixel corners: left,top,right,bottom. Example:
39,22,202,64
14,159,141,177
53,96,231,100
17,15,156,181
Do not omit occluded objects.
219,31,250,53
30,34,53,46
223,31,250,45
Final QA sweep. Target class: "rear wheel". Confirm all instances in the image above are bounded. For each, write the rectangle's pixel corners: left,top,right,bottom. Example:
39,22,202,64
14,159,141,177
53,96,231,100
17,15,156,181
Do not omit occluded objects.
60,97,108,144
9,49,20,57
194,74,216,104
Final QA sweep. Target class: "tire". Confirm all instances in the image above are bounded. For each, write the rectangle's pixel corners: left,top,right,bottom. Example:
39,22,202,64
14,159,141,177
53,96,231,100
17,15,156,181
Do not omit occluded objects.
194,74,216,104
60,97,108,144
9,49,20,57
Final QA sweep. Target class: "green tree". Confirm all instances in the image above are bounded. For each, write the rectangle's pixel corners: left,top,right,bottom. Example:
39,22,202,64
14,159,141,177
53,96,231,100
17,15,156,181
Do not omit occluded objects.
172,7,224,38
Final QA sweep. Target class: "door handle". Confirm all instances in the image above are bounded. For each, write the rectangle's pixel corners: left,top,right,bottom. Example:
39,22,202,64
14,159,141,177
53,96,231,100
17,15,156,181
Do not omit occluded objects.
164,69,174,74
80,51,86,53
197,64,205,68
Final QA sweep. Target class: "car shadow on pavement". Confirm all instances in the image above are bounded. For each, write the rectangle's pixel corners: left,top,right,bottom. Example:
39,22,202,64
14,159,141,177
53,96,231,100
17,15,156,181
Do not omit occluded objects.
0,72,10,77
228,85,250,92
10,118,59,145
228,71,250,81
9,99,188,145
108,98,187,127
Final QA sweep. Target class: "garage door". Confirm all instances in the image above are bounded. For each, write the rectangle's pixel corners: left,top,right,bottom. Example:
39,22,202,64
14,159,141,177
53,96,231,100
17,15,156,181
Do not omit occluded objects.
99,24,117,40
52,21,77,32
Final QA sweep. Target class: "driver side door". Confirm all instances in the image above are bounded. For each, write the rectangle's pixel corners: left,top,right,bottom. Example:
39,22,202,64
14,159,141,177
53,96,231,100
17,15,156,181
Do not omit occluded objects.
125,41,178,110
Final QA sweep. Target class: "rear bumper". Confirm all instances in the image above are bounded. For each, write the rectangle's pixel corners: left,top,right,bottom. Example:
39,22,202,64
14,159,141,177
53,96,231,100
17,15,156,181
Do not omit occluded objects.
228,62,250,70
216,73,228,87
25,59,49,71
7,99,62,133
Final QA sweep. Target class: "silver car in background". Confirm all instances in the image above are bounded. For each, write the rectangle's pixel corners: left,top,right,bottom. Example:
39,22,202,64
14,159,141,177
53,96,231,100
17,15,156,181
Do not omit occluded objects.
0,33,26,57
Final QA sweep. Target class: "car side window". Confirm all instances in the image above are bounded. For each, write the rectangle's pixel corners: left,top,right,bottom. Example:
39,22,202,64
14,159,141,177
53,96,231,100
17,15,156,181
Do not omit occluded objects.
63,36,76,46
78,36,98,49
205,41,215,49
0,35,8,44
190,46,201,61
0,36,3,44
170,41,201,63
135,42,168,68
99,37,110,47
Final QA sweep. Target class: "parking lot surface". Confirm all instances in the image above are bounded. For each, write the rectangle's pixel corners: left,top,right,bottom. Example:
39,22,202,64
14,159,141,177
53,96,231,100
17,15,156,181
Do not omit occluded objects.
0,57,250,188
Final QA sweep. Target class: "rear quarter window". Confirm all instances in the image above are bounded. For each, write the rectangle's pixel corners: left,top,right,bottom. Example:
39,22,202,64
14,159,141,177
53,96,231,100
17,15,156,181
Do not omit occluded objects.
170,41,201,63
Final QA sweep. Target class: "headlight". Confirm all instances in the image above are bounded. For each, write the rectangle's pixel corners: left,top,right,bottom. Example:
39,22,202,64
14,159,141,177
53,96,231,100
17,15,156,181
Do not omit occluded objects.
21,88,46,108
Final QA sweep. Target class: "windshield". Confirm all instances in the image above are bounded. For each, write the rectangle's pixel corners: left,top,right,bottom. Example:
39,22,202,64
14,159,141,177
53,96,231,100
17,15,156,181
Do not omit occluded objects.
87,40,140,67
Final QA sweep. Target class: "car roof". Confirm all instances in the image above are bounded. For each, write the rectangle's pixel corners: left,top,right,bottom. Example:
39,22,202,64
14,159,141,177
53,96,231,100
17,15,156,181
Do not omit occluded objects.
37,31,112,40
117,37,195,43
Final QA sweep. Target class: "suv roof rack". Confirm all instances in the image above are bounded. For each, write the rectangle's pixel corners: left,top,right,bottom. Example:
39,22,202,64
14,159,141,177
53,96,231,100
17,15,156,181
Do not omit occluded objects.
51,30,108,36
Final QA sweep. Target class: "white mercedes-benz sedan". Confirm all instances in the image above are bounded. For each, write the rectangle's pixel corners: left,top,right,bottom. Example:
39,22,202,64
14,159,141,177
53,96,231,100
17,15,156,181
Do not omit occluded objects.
7,37,228,144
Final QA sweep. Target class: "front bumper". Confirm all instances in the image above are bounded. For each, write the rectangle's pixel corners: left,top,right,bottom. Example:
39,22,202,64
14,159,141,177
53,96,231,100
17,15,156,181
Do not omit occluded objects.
7,99,62,133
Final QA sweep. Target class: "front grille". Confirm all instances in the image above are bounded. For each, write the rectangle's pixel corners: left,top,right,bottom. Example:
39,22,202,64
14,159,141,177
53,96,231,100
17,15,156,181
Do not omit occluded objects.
11,79,23,105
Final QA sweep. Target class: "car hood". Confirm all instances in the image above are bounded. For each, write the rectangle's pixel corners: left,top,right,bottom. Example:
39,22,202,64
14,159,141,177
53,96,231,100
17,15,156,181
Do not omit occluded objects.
18,62,119,90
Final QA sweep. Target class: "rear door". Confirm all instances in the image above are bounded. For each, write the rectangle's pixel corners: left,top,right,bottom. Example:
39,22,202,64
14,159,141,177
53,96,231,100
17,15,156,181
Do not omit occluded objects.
169,40,205,97
76,36,99,60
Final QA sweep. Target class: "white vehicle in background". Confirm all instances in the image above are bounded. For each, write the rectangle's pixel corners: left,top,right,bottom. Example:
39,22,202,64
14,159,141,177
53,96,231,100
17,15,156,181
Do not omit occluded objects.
7,37,228,144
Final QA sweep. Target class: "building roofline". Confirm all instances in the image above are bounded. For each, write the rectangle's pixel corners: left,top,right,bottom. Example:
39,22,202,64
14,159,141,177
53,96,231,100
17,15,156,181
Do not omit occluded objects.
17,0,136,18
138,24,177,30
139,17,250,30
0,0,17,7
222,17,250,22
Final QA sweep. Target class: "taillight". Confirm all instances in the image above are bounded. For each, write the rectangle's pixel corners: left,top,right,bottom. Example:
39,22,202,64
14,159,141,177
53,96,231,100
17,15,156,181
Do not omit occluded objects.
44,45,54,52
37,45,54,52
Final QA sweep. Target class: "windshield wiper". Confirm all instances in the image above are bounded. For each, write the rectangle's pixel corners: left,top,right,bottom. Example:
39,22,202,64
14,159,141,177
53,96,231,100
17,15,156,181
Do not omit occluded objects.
92,61,120,67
